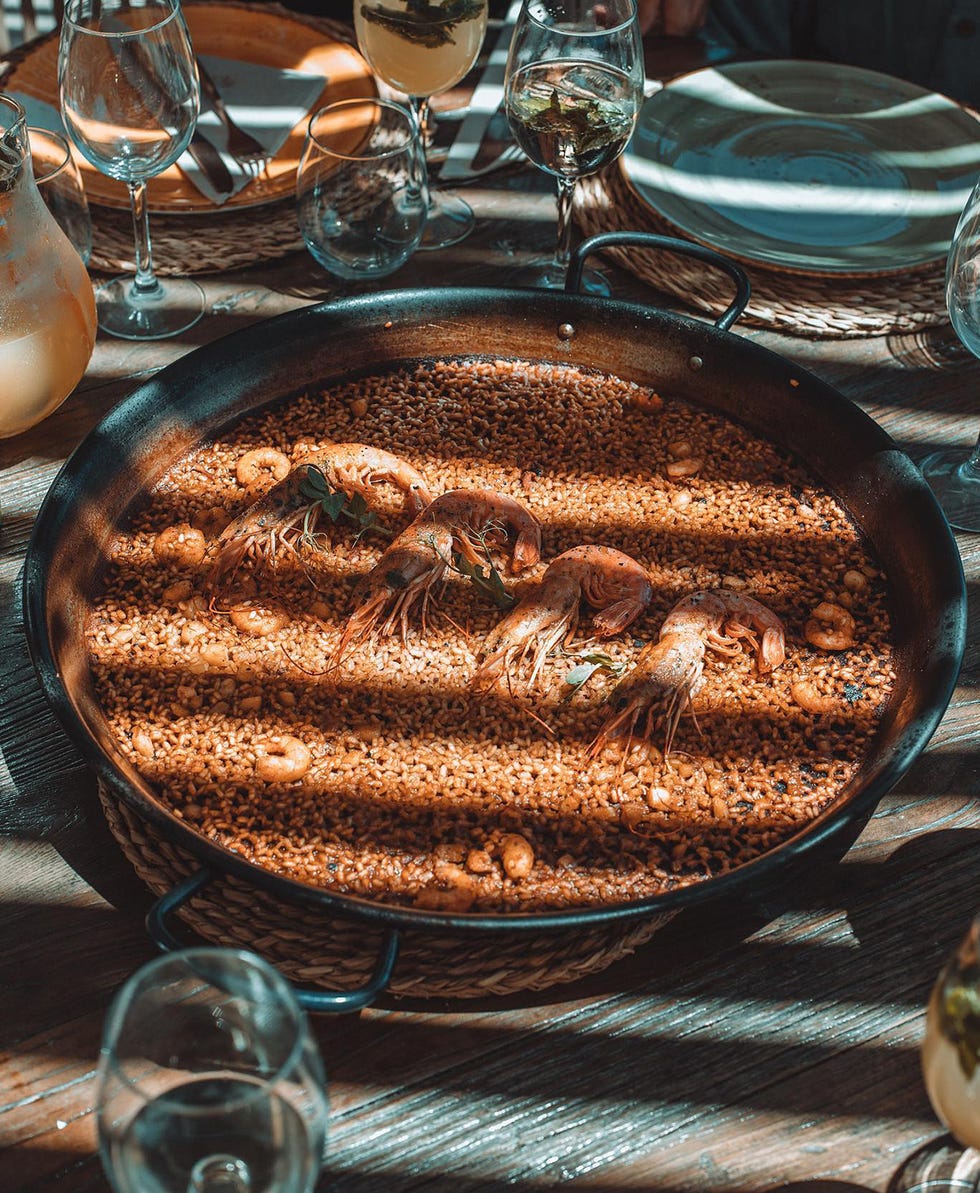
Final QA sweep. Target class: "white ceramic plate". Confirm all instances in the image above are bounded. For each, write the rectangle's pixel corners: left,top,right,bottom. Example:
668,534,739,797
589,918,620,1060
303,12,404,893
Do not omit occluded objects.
621,60,980,275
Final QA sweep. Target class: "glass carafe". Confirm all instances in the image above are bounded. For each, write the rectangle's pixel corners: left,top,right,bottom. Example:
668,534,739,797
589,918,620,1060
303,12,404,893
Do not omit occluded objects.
1,93,96,439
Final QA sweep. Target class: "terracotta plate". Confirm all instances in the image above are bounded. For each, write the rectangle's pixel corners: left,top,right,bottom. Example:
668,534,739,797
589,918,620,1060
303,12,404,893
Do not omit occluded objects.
621,60,980,276
7,3,377,213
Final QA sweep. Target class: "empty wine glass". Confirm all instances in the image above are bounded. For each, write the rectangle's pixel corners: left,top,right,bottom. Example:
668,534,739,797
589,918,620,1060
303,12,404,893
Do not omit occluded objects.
504,0,644,295
59,0,205,340
920,914,980,1190
920,178,980,532
97,948,329,1193
354,0,488,249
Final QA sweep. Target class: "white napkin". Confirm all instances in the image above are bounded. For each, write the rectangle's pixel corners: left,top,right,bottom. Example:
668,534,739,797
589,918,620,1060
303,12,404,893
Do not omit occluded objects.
10,54,325,206
184,53,326,204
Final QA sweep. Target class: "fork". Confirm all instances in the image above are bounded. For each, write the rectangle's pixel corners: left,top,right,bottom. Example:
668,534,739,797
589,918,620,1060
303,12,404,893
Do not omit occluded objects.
195,55,268,172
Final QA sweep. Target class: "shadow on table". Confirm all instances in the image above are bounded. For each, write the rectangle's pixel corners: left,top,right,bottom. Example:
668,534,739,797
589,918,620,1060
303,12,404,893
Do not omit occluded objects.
0,566,149,914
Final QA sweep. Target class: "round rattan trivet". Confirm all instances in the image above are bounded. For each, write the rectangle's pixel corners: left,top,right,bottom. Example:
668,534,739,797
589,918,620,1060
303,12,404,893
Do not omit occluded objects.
99,785,673,1001
575,167,949,339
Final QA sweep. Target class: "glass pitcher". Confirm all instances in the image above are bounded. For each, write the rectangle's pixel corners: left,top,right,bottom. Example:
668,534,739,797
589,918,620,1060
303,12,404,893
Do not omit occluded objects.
1,93,96,439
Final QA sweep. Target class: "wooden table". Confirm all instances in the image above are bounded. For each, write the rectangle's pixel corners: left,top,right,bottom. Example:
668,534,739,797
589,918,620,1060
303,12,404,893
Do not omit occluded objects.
3,35,980,1193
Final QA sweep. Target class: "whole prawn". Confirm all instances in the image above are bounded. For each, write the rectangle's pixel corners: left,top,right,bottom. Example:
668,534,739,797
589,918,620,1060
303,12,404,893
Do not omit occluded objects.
333,487,541,662
588,588,786,760
471,544,653,694
208,443,434,585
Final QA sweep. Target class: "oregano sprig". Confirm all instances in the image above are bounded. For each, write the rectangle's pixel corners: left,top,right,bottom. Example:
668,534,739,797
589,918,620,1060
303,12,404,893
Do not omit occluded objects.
298,465,389,544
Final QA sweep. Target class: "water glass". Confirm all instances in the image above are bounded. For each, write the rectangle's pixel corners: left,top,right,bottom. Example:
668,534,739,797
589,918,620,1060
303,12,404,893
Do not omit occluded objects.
96,948,329,1193
28,126,92,265
296,97,427,280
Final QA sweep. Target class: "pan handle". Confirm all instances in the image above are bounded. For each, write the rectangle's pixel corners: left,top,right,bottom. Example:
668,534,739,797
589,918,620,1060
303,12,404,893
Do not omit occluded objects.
145,868,401,1014
566,232,751,331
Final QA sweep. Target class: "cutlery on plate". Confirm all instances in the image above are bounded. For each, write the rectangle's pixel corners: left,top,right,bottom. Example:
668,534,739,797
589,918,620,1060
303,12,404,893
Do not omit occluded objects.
195,54,268,168
186,128,235,195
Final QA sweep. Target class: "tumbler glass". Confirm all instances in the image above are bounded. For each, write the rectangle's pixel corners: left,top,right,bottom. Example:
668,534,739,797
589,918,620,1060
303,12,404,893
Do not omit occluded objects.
28,126,92,265
296,97,427,280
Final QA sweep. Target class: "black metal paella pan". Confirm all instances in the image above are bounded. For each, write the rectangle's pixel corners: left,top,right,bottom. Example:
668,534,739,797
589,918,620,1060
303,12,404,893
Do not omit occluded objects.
23,235,967,1010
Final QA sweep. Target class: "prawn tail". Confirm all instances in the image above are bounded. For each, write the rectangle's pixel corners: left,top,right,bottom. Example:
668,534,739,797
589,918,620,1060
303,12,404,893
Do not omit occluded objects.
592,598,647,638
511,527,542,573
759,627,786,672
403,480,435,514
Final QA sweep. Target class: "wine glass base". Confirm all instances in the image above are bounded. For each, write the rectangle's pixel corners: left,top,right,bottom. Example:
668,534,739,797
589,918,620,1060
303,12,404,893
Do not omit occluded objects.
96,276,206,341
891,1135,980,1193
919,448,980,533
418,190,475,251
507,259,611,296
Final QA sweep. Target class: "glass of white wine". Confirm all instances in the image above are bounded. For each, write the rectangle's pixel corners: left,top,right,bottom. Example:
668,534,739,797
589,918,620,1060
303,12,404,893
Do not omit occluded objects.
504,0,643,294
921,914,980,1191
354,0,488,249
97,948,329,1193
59,0,205,340
920,177,980,533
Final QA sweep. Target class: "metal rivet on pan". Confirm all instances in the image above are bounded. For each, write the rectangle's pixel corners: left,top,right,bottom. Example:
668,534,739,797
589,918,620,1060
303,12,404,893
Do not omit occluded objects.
688,355,703,371
558,323,575,340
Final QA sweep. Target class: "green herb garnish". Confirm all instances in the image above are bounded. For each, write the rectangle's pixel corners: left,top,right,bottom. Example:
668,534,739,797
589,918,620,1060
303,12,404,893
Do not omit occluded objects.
940,983,980,1081
517,87,631,157
562,650,626,700
359,0,484,48
451,550,514,609
441,520,514,610
298,465,388,545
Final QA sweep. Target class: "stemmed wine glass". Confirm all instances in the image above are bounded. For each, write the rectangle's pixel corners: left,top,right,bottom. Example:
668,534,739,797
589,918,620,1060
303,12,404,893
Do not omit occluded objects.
920,177,980,532
503,0,644,295
97,948,329,1193
59,0,205,340
920,913,980,1190
354,0,489,249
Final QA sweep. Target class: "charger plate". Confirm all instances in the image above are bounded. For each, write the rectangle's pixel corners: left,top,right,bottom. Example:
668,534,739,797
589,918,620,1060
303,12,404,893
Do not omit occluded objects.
4,0,376,212
621,61,979,277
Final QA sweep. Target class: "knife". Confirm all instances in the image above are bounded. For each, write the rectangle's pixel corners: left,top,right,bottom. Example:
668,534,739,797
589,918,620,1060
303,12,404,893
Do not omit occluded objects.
185,127,235,197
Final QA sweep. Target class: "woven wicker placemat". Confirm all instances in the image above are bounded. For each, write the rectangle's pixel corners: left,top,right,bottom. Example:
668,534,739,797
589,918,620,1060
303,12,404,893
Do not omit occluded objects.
575,167,949,339
100,787,674,1001
88,194,303,276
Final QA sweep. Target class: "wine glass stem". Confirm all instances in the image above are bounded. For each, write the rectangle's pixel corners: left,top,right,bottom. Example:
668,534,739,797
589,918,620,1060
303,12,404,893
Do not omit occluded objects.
127,180,162,297
553,175,577,277
965,425,980,475
411,96,433,153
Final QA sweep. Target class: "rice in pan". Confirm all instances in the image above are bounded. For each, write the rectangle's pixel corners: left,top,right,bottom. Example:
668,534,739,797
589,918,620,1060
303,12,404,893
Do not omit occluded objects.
85,357,895,912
